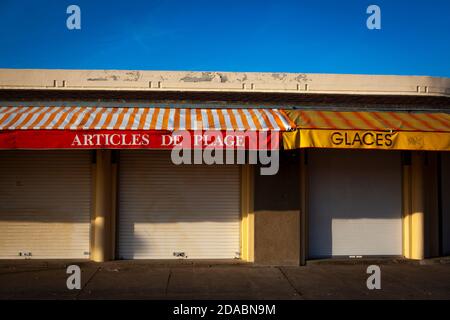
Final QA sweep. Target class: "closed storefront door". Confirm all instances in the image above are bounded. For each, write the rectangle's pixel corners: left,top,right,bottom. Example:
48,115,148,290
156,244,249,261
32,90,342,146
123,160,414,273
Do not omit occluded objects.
308,149,402,258
118,151,241,259
0,151,92,259
441,152,450,255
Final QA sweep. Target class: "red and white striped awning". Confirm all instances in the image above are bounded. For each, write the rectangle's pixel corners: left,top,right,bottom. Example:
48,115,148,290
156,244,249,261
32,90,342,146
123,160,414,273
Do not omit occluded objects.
0,106,293,149
0,106,293,131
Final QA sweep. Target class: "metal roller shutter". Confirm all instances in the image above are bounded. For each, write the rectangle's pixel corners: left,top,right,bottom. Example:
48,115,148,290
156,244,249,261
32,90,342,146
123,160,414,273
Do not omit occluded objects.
442,152,450,255
0,151,92,259
308,149,402,258
118,151,241,259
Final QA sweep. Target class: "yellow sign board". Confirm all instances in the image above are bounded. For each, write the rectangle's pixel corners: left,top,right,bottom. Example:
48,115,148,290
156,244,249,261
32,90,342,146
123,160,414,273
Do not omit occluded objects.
283,129,450,151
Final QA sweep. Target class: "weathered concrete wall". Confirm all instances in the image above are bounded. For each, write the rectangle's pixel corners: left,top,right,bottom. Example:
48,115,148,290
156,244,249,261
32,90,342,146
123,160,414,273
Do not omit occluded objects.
254,150,300,265
254,210,300,265
0,69,449,97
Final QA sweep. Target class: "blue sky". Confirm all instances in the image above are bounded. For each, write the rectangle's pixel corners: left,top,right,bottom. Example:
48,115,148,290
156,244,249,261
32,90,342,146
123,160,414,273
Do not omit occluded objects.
0,0,449,76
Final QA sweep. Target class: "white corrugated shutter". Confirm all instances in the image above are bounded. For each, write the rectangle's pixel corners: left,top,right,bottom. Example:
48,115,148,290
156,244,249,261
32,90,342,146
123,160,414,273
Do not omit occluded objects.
0,151,92,259
308,149,402,258
118,151,241,259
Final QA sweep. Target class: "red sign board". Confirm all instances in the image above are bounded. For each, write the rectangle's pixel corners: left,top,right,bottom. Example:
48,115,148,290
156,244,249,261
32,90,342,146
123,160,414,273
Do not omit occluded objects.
0,130,279,150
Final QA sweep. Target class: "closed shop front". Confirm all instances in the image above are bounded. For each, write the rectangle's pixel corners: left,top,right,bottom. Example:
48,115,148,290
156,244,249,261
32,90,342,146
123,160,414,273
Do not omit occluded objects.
308,149,402,258
442,152,450,255
0,104,291,262
0,151,92,259
0,70,448,264
118,151,241,259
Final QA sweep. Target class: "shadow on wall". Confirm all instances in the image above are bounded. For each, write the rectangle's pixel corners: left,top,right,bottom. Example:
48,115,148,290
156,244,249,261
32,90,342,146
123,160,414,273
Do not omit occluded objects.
441,152,450,255
253,150,301,265
255,150,301,212
117,150,241,259
0,150,92,258
307,149,403,258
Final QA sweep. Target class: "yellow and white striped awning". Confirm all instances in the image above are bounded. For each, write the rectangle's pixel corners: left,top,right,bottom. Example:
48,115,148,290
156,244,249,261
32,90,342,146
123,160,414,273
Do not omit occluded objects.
0,106,294,131
283,110,450,151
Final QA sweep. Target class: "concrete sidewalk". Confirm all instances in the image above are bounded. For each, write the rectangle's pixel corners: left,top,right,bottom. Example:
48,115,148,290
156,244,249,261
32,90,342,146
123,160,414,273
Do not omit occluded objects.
0,260,449,300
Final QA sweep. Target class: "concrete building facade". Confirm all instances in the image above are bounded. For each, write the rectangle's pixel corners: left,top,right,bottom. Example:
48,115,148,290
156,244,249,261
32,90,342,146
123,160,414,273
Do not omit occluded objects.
0,69,449,265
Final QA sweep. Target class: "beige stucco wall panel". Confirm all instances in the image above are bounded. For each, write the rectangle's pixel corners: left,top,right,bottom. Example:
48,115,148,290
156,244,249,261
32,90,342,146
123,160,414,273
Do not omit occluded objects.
0,69,448,97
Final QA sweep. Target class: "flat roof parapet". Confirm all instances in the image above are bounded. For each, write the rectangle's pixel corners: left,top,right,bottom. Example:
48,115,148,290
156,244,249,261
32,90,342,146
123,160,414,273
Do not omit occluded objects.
0,69,449,98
